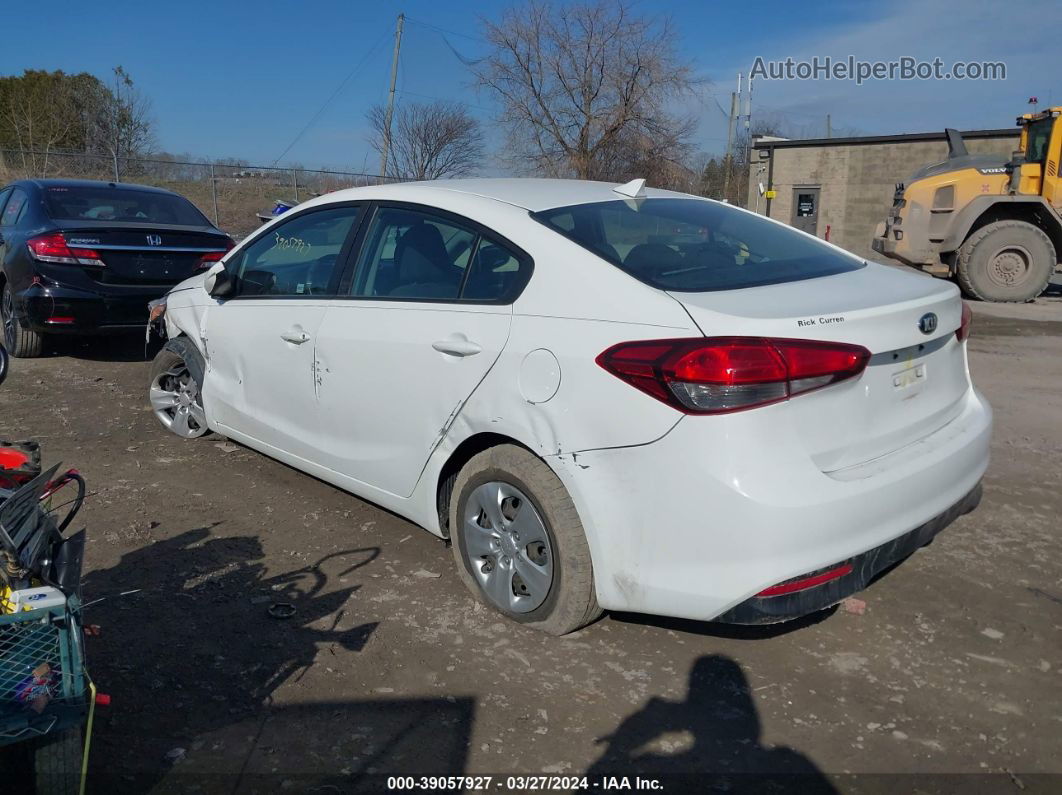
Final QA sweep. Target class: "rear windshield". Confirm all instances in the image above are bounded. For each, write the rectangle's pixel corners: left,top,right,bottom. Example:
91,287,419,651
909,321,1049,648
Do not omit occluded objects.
533,198,864,292
43,185,209,226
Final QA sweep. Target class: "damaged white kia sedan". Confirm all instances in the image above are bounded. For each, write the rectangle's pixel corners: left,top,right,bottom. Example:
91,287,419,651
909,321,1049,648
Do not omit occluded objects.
147,178,992,635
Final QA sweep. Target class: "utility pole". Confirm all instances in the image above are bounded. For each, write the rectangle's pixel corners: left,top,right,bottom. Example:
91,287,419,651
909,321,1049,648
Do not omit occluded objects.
379,13,405,180
722,88,738,200
744,74,754,166
826,113,832,138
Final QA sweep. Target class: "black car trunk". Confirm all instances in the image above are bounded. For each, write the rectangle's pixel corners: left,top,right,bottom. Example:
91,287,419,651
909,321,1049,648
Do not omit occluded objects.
56,221,230,286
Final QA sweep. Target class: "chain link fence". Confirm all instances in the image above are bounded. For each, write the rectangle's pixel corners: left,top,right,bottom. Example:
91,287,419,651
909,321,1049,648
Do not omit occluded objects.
0,149,404,239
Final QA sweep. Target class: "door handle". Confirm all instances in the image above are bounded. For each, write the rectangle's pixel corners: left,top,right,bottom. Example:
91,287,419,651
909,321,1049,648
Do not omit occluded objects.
432,339,482,357
280,328,311,345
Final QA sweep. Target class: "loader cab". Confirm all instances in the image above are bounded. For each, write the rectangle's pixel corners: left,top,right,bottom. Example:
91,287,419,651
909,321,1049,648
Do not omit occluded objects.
1018,109,1062,207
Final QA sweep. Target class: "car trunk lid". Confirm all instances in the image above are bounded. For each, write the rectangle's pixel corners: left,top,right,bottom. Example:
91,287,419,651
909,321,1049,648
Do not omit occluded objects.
669,264,971,471
56,221,230,286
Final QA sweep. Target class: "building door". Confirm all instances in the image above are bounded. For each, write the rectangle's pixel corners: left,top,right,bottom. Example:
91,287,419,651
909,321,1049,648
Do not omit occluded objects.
791,187,820,236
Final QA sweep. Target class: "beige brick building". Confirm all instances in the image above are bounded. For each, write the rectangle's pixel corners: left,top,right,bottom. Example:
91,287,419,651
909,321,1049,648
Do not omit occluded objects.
747,129,1020,261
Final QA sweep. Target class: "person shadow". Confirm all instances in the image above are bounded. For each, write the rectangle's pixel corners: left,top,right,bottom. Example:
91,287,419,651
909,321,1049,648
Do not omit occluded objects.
80,525,388,792
587,655,836,793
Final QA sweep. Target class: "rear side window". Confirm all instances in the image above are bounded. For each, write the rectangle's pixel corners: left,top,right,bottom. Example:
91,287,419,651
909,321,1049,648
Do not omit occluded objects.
350,206,529,303
42,186,208,226
534,198,864,292
1,189,28,227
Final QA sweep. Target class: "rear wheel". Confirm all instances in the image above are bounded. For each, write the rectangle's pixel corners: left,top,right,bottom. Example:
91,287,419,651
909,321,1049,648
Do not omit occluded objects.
33,727,82,795
955,220,1055,302
148,337,209,439
450,444,601,635
2,282,45,358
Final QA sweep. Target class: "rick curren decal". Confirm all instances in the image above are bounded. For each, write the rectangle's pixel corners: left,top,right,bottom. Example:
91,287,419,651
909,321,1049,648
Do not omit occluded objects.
797,315,846,327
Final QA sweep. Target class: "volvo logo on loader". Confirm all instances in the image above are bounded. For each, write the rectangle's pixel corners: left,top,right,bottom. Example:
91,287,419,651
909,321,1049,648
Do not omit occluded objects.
919,312,938,334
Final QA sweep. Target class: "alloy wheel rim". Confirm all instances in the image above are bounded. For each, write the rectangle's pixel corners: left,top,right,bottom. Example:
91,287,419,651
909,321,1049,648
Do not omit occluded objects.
462,481,554,613
150,363,208,438
1,288,15,349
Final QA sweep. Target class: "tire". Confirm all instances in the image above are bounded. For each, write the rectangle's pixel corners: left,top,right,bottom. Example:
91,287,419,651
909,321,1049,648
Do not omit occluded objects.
2,281,45,358
955,220,1056,302
449,444,601,635
148,336,210,439
33,727,82,795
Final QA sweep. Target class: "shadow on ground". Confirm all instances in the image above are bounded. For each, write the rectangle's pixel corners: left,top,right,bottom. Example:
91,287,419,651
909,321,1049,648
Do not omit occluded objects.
587,655,836,792
46,332,154,363
81,525,398,792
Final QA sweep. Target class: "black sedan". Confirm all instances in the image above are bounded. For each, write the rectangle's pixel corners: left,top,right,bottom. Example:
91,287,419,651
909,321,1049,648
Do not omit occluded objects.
0,179,232,357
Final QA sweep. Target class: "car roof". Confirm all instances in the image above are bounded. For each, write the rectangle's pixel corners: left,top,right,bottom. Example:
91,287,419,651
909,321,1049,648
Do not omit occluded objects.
15,178,182,197
321,178,703,213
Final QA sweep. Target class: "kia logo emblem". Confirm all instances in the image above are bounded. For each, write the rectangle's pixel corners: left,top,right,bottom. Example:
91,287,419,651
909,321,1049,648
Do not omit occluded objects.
146,235,162,246
918,312,938,335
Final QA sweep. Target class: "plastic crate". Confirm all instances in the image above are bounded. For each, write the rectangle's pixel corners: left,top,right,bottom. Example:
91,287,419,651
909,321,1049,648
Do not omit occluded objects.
0,601,87,746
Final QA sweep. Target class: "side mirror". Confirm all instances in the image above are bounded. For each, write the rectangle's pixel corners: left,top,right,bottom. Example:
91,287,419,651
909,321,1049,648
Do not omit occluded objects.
203,262,235,298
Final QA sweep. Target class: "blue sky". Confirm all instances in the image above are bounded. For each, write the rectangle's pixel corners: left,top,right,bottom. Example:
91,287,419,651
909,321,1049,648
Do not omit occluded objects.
3,0,1058,173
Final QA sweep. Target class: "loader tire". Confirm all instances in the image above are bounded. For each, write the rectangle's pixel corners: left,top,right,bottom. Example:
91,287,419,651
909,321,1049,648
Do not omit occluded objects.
955,220,1055,302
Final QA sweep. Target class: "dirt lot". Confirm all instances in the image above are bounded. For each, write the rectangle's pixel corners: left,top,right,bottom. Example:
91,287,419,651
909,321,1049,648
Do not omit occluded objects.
0,295,1060,793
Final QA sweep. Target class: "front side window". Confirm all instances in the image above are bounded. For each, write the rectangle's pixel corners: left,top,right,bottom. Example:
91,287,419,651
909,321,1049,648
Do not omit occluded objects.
1,189,28,227
228,206,360,297
42,185,209,226
534,198,864,292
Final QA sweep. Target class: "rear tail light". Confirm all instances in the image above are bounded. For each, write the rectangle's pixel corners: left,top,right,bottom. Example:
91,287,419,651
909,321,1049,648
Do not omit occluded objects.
596,337,871,414
27,233,105,267
956,302,972,342
197,240,234,270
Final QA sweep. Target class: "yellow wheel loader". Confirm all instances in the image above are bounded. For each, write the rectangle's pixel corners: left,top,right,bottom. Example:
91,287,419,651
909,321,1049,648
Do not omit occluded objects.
873,108,1062,302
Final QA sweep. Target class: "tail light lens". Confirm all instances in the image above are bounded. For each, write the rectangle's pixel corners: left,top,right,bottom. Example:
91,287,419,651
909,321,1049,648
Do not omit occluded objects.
197,240,234,270
596,337,871,414
27,233,105,267
956,302,972,342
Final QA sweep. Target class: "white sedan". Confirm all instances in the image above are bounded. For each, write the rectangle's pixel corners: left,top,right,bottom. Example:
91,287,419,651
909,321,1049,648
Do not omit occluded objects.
148,178,992,635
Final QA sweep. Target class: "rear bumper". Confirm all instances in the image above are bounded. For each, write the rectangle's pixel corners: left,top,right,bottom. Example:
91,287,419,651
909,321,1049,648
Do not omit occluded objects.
14,282,164,334
715,482,981,624
549,385,992,623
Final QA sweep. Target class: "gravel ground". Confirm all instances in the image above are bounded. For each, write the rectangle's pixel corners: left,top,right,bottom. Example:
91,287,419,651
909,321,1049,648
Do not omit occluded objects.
0,294,1059,794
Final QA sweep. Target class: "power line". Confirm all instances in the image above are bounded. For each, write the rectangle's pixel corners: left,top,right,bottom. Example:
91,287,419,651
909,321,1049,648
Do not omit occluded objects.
271,28,391,167
404,16,487,44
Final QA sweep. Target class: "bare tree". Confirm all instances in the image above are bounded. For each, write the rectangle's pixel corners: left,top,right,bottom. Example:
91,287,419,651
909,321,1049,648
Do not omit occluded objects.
367,101,483,181
89,66,156,181
474,0,699,180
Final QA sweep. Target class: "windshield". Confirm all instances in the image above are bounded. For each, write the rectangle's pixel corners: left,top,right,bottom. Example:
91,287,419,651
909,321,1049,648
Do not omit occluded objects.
533,198,864,292
43,185,210,226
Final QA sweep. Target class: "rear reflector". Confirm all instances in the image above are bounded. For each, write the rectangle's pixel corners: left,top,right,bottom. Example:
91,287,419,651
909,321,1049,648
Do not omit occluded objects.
45,316,76,325
597,337,871,414
756,563,854,597
956,302,972,342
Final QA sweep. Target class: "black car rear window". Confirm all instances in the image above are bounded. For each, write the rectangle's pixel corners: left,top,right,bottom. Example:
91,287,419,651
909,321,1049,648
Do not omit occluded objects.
533,198,864,292
42,186,209,226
